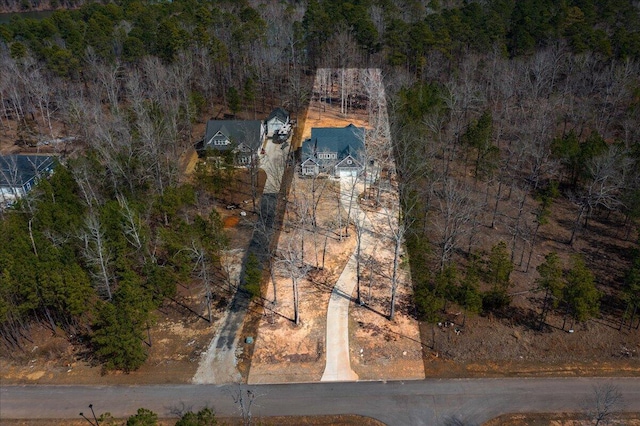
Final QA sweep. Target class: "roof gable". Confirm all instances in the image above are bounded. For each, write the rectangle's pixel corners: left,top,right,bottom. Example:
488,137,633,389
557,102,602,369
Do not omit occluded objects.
267,107,289,123
336,154,361,168
204,120,264,150
213,130,230,140
301,157,319,166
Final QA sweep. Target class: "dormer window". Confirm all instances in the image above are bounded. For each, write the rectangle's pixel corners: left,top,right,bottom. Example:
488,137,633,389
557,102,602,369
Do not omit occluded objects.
318,153,337,160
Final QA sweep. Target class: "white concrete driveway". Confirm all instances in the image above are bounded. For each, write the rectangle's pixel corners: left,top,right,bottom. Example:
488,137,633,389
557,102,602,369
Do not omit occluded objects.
321,176,376,381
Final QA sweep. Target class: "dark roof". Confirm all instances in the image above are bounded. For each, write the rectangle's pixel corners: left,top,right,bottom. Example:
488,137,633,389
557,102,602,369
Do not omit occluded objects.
0,155,54,187
204,120,264,151
302,124,365,159
267,107,289,123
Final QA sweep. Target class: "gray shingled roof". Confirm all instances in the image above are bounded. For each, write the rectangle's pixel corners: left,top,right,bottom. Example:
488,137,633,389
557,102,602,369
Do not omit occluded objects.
0,155,54,188
204,120,264,151
301,124,365,160
267,107,289,123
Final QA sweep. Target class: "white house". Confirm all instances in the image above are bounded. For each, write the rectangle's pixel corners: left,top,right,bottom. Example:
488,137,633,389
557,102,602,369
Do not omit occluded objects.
266,107,290,138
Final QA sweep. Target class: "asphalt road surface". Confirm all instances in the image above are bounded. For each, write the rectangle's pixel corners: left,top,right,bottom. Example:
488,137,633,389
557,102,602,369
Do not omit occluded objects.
2,378,639,425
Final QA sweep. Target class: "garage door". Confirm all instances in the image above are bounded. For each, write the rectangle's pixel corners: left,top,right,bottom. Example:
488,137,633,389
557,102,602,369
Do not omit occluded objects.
338,169,358,178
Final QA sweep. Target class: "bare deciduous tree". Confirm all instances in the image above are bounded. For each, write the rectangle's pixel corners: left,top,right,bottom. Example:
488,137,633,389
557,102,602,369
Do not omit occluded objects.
276,226,310,326
231,385,260,426
80,213,113,300
352,199,368,306
182,240,214,323
584,384,624,426
570,146,631,245
117,194,149,263
433,178,475,269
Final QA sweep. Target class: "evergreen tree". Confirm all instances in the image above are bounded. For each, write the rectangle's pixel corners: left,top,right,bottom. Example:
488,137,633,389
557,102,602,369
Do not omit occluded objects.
462,110,498,180
536,252,564,329
458,260,483,319
227,87,241,116
175,408,217,426
92,271,153,371
434,263,457,312
243,252,262,299
414,286,442,323
487,241,513,292
243,77,256,116
483,241,514,311
563,255,600,327
126,408,158,426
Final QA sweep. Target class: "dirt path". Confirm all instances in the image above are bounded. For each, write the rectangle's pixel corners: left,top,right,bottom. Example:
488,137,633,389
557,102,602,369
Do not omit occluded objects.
191,305,243,384
192,249,245,384
193,133,292,384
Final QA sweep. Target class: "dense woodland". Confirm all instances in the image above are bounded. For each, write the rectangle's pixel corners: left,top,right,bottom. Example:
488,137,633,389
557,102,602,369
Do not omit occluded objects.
0,0,639,371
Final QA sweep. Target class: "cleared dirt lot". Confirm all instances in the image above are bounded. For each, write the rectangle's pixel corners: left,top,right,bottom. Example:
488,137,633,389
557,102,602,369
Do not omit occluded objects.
248,69,424,384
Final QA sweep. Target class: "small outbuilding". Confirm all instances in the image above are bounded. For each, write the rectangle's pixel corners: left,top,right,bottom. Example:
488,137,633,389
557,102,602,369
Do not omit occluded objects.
266,107,290,138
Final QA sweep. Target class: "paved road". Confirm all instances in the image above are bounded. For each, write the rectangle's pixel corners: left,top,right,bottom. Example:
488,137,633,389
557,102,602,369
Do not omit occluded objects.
2,378,639,425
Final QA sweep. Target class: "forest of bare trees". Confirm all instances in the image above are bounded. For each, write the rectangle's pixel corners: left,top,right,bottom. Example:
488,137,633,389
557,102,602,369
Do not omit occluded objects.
392,46,640,330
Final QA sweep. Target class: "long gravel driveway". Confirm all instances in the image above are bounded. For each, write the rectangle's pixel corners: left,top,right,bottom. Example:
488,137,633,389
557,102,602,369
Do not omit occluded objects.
192,138,289,384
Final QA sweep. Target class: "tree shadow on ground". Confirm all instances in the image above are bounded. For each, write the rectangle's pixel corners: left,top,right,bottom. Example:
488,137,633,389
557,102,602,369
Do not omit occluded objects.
483,305,540,331
442,416,478,426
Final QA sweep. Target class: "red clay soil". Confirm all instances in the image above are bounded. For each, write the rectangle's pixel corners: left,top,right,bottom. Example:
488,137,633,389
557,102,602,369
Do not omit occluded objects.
223,216,240,228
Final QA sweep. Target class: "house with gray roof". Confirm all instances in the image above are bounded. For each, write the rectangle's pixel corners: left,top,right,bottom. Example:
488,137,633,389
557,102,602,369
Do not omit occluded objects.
300,124,365,177
202,120,266,165
0,155,55,204
266,107,290,138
